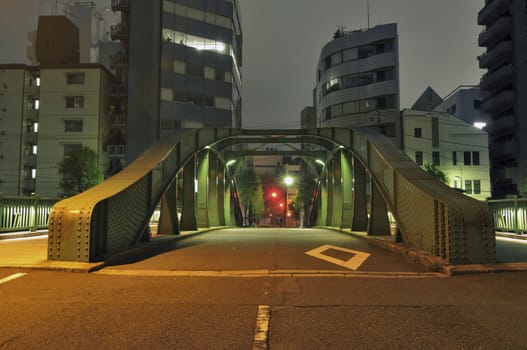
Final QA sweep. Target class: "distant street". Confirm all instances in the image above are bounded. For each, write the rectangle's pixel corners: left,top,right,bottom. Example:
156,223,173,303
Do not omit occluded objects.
1,228,527,349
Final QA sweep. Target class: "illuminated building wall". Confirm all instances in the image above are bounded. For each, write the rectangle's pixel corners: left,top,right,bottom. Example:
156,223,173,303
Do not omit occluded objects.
402,109,491,201
126,0,243,162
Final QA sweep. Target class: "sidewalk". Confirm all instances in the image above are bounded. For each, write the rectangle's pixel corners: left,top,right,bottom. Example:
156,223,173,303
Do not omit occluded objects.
0,228,221,272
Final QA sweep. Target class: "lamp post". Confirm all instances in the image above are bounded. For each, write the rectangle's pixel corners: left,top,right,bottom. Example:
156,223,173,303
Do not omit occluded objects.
283,175,294,227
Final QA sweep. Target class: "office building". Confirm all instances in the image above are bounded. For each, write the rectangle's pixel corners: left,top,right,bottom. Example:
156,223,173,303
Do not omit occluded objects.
110,0,243,163
478,0,527,197
314,23,400,142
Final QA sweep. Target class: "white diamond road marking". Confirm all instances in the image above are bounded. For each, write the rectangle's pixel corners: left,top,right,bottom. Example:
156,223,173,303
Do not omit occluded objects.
0,272,26,285
305,244,370,270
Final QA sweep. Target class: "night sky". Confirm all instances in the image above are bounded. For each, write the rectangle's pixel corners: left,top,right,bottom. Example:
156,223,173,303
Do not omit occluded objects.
0,0,484,129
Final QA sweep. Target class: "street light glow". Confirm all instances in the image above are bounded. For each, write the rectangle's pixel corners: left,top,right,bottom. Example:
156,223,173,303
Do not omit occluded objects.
284,176,294,186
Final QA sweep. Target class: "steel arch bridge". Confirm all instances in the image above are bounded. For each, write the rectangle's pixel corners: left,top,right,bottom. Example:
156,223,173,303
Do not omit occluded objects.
48,128,495,264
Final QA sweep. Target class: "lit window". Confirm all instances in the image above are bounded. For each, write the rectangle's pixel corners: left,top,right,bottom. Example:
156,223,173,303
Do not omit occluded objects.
161,88,173,101
34,99,40,110
214,97,231,110
33,122,38,132
32,145,38,155
35,77,41,86
31,168,36,179
65,96,84,109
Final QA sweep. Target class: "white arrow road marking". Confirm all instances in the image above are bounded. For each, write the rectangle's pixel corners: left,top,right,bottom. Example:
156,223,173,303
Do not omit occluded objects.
0,273,26,285
305,244,370,270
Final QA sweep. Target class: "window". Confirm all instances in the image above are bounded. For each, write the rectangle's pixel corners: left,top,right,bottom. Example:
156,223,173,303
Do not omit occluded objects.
464,151,471,165
465,180,472,194
186,62,204,77
34,99,40,110
474,100,481,109
215,97,231,110
343,48,358,61
472,151,480,166
431,117,439,147
161,88,173,101
67,73,85,84
432,151,440,166
63,143,82,157
415,151,423,166
330,52,342,66
215,69,225,81
204,66,215,80
414,128,422,138
452,151,457,165
64,120,83,132
474,180,481,194
65,96,84,109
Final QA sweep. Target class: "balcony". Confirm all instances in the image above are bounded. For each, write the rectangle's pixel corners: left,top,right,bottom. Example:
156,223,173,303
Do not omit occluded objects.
111,0,130,12
25,85,40,97
491,137,516,160
478,40,512,69
106,145,126,157
480,64,513,92
478,16,512,48
111,23,129,41
24,154,37,168
481,89,514,114
489,114,515,136
110,84,127,97
23,179,36,192
25,132,38,145
110,52,128,70
478,0,511,25
110,113,127,126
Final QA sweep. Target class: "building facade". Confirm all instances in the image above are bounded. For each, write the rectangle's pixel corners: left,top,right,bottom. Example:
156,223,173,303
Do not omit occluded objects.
111,0,243,163
402,109,491,201
478,0,527,197
314,23,400,141
0,64,112,197
434,85,487,126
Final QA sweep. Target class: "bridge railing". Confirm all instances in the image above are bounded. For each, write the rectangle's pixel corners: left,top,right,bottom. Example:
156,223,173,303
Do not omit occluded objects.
0,195,56,233
487,198,527,234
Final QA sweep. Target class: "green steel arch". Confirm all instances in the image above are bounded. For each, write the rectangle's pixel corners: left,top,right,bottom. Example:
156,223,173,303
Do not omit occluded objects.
48,128,495,264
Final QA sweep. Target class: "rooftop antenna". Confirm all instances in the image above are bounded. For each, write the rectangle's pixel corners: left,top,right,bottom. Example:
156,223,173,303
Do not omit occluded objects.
367,0,370,28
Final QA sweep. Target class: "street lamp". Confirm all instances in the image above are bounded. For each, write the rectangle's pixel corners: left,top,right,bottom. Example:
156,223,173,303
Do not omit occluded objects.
283,175,294,227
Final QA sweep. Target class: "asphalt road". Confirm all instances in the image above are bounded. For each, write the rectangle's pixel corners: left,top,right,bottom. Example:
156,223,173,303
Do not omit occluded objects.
1,228,527,349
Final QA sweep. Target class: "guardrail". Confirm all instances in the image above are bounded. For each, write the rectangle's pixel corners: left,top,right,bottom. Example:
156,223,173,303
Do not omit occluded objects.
0,195,57,233
488,198,527,234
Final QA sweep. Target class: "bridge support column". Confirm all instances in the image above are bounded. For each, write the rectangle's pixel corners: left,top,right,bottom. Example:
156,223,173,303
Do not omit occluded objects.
341,152,353,229
326,161,334,226
158,178,180,235
352,157,368,231
196,152,210,228
330,155,343,228
208,152,220,227
217,166,226,226
180,159,197,231
316,175,328,226
368,180,391,236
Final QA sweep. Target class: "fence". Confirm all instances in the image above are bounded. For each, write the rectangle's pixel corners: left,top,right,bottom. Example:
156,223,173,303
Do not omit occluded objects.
487,198,527,234
0,195,57,233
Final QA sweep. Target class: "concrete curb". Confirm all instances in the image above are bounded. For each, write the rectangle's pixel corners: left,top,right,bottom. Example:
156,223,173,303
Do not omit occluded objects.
0,231,48,240
321,227,527,276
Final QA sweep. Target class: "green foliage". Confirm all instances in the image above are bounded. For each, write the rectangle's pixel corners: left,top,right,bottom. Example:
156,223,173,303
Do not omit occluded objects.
294,172,316,209
236,167,264,225
58,146,103,196
423,163,448,184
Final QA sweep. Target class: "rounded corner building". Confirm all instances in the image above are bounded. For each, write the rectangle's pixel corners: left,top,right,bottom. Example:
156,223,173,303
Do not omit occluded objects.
314,23,400,139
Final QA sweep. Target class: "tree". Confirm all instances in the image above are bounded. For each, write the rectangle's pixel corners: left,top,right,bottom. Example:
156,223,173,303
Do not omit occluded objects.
235,167,264,226
58,146,103,196
423,163,448,184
